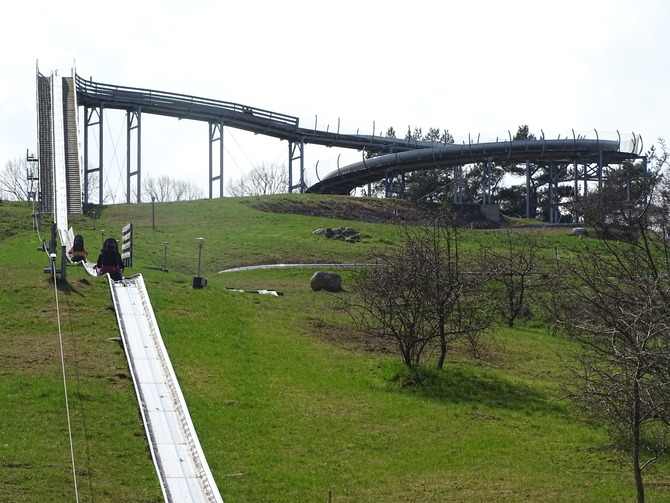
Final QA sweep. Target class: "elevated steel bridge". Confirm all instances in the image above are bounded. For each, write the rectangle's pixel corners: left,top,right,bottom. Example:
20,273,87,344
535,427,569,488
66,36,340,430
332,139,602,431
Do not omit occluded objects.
307,135,646,222
37,66,646,223
74,73,437,202
308,136,644,194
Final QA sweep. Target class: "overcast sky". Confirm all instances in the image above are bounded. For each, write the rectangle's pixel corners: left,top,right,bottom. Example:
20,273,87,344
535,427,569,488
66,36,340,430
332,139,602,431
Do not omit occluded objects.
2,0,669,200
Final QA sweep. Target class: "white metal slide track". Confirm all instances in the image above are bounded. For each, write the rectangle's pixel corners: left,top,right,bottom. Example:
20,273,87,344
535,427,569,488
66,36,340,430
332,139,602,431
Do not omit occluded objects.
51,72,69,235
109,274,223,503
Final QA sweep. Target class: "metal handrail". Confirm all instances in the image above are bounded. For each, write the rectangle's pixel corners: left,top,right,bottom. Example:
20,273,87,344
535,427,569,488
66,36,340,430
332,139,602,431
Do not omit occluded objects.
75,74,299,127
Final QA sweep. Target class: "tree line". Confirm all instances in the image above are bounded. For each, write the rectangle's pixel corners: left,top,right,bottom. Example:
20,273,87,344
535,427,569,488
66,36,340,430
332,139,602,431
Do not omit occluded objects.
0,157,287,203
0,157,205,204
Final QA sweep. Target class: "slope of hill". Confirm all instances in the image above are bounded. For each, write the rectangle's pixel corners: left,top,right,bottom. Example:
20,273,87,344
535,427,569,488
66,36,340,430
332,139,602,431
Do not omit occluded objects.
1,195,668,502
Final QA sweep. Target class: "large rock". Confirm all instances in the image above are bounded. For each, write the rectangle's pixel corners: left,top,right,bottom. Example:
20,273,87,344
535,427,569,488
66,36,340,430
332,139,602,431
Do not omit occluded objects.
310,271,343,292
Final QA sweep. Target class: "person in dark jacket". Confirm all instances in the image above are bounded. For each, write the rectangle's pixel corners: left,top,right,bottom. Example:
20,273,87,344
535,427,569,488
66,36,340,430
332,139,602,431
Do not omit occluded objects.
96,238,124,280
68,234,88,262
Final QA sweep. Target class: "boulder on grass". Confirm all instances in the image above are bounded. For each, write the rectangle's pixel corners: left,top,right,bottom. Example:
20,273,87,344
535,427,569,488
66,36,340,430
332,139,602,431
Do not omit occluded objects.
310,271,342,292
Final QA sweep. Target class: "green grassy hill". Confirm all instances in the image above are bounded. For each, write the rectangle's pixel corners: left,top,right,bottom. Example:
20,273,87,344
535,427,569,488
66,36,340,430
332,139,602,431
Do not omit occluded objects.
1,195,669,502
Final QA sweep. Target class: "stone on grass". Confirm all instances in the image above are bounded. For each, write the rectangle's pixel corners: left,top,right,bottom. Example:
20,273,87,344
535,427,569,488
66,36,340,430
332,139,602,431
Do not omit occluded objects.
310,271,343,292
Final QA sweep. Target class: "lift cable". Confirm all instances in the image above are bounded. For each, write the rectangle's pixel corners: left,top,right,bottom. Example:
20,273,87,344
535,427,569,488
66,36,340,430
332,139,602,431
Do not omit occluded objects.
35,216,80,501
49,257,80,502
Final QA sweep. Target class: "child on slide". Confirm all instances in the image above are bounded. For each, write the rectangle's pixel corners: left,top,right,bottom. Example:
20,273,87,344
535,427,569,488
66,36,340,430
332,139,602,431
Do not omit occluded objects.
68,234,88,263
96,238,125,281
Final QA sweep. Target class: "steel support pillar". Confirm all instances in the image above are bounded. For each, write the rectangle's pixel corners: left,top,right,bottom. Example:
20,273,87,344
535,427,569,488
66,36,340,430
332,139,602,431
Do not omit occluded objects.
548,162,554,223
82,105,104,205
583,163,589,199
289,138,305,193
126,108,142,203
98,106,104,205
643,156,648,205
572,161,579,223
525,160,531,219
453,165,463,204
208,119,224,198
598,151,604,190
482,158,493,205
83,109,89,203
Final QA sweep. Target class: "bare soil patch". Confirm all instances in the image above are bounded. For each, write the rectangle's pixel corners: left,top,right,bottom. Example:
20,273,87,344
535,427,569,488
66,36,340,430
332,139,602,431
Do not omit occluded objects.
252,197,501,228
306,316,396,355
252,197,436,225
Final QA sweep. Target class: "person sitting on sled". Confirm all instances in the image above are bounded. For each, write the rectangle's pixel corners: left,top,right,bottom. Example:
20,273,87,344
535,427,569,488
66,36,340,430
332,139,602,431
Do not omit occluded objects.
96,238,125,280
68,234,88,263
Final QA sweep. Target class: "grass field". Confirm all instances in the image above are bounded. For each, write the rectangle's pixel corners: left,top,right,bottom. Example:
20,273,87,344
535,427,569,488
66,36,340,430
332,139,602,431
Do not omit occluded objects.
1,195,669,502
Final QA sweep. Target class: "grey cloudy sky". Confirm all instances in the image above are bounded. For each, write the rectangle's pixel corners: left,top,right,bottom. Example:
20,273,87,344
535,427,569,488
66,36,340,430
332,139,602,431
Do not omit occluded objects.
1,0,669,199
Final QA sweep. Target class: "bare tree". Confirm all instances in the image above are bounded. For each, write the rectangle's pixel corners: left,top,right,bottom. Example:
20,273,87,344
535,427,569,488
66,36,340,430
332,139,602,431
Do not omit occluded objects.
0,158,31,201
84,169,99,204
142,175,203,202
551,173,670,503
483,227,545,327
343,211,493,369
172,179,188,201
227,162,288,197
344,232,439,368
177,179,204,201
431,214,495,367
572,140,668,241
82,162,119,205
143,175,170,202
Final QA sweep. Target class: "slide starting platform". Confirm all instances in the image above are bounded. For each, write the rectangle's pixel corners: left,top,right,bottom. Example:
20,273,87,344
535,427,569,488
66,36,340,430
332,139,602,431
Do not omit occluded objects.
109,274,223,503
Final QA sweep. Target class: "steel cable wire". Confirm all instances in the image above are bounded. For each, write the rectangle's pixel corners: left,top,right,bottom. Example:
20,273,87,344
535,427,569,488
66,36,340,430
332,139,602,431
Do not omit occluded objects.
35,217,80,501
50,258,80,502
62,286,95,499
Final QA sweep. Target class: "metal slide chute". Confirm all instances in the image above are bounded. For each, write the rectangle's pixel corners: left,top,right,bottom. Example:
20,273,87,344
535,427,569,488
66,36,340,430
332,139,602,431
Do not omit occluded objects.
109,274,223,503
